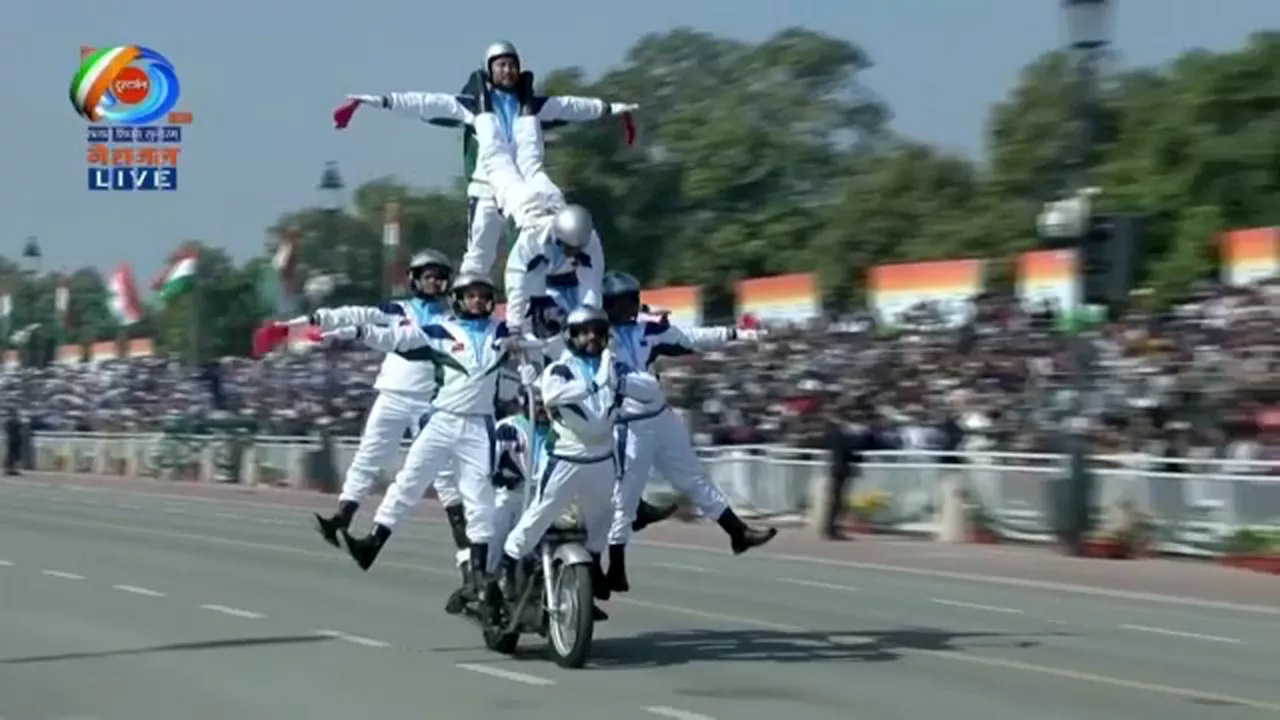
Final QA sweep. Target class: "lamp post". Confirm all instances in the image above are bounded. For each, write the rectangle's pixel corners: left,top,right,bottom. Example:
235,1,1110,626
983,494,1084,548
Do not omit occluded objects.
18,237,42,363
316,161,348,300
1048,0,1113,556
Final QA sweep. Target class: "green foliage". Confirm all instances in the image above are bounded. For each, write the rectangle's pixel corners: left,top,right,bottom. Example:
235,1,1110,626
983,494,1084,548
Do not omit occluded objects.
4,29,1279,357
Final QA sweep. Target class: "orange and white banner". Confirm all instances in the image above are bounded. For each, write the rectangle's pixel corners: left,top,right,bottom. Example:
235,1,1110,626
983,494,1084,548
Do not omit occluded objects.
867,259,984,326
1220,227,1279,286
735,273,820,324
641,285,701,326
1017,249,1079,312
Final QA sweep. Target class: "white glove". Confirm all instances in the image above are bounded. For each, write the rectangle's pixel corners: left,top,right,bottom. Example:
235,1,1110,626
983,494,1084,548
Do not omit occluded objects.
518,363,538,387
346,94,383,107
284,315,312,328
610,102,639,114
322,326,360,342
736,329,765,341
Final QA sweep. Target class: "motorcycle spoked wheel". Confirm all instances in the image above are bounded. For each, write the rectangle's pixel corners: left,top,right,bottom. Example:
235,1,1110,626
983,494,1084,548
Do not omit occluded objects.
546,562,595,668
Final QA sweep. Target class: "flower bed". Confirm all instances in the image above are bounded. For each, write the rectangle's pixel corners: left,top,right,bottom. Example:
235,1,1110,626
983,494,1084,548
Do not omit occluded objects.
1220,529,1280,575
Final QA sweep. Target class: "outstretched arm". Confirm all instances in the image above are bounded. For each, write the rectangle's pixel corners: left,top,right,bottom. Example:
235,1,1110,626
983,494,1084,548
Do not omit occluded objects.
333,323,434,354
349,92,474,124
296,303,408,330
536,96,638,123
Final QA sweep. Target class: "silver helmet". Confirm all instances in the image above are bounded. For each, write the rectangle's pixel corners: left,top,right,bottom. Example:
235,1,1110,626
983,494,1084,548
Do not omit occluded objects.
408,249,452,276
450,272,496,318
550,204,594,250
485,41,520,70
565,305,609,331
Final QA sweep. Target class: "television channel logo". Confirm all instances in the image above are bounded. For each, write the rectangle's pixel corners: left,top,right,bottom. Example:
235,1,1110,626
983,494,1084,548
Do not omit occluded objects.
74,46,193,192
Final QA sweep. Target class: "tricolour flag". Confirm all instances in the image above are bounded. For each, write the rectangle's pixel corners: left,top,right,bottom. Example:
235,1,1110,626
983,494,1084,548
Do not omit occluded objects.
109,264,143,326
153,246,199,301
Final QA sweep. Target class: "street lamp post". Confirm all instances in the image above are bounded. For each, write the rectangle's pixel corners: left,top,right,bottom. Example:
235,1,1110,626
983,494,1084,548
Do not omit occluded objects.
1052,0,1113,556
316,161,347,300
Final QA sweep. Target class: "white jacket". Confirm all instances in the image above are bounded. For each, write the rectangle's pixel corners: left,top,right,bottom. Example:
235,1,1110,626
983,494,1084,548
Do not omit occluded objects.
503,221,605,335
538,349,660,461
354,316,510,416
312,298,447,395
383,91,611,199
609,314,738,420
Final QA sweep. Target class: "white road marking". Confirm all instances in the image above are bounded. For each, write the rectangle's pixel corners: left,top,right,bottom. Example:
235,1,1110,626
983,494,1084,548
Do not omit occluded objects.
455,662,556,686
0,559,13,567
116,503,140,510
779,577,857,592
651,562,722,574
643,706,717,720
215,512,243,520
200,604,265,619
315,629,390,648
111,584,166,598
930,597,1024,615
1120,624,1242,644
41,570,85,580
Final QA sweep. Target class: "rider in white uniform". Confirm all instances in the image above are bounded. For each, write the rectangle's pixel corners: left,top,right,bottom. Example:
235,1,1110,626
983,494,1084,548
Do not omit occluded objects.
492,306,660,615
342,41,636,277
292,251,469,556
324,274,513,605
600,271,777,593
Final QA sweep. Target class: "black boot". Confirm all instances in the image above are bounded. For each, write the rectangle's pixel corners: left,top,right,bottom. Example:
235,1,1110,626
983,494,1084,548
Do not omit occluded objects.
605,544,630,593
314,500,358,549
489,554,518,628
444,558,471,615
632,498,679,533
341,523,390,571
718,508,778,555
589,553,610,622
444,503,469,550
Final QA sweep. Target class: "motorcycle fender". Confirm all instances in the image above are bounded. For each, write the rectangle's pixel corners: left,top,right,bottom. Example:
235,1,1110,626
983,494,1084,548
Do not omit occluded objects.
552,542,592,566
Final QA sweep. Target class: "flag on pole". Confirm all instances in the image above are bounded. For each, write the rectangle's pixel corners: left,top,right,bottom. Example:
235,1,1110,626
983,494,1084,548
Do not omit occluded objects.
273,226,300,298
383,201,405,295
108,264,143,326
153,245,199,301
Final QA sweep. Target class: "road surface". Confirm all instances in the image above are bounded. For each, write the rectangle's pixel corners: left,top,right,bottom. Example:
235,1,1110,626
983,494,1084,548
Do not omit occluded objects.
1,473,1278,720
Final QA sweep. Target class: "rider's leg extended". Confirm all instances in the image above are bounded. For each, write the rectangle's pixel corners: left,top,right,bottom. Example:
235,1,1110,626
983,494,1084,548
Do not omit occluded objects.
498,456,613,619
460,192,506,277
605,419,659,592
342,413,489,571
314,392,421,547
651,410,777,554
451,416,499,598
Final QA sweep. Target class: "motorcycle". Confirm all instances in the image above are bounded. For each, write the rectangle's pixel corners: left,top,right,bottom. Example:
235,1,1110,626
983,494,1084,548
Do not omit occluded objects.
478,511,597,668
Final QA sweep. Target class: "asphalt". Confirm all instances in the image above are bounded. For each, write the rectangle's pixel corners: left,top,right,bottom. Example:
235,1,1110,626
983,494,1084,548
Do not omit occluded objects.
1,475,1278,720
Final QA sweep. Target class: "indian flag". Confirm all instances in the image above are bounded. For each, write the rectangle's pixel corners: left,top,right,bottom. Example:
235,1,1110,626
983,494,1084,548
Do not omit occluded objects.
109,264,143,326
154,247,199,301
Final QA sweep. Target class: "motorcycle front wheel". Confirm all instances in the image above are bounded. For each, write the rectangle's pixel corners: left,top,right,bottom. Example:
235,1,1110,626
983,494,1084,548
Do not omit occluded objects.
546,562,594,668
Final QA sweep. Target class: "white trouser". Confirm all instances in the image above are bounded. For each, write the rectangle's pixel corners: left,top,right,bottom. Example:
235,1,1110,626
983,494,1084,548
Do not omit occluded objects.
609,408,729,545
504,456,614,559
456,484,526,569
461,192,506,277
372,411,496,543
339,391,457,506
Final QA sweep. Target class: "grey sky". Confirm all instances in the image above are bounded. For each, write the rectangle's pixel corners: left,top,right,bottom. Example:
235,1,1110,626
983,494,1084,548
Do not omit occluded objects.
7,0,1277,279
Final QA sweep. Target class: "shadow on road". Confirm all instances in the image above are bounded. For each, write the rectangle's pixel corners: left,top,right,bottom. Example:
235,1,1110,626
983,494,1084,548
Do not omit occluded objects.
0,634,334,665
584,627,1067,668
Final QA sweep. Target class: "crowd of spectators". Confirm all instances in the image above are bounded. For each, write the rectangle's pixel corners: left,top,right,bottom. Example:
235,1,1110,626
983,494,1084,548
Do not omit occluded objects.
3,282,1279,466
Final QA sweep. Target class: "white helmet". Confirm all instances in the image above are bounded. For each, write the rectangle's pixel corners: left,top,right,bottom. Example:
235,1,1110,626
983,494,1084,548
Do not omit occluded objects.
485,41,520,71
550,204,594,250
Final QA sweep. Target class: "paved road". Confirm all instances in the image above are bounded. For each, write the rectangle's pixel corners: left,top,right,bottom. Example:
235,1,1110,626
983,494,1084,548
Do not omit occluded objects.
1,474,1278,719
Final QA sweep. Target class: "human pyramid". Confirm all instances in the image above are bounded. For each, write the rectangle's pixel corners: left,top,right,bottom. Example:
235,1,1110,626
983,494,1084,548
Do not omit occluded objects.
257,41,776,621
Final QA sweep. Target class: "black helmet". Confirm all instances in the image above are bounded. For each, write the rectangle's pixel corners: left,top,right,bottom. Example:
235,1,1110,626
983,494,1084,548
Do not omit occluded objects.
602,271,642,324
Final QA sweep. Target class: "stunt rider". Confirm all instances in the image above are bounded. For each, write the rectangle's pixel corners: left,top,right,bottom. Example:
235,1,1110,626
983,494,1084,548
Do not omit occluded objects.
601,271,777,593
490,306,661,619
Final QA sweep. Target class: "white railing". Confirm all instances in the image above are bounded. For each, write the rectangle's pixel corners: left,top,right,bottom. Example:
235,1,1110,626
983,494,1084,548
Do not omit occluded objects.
23,433,1280,555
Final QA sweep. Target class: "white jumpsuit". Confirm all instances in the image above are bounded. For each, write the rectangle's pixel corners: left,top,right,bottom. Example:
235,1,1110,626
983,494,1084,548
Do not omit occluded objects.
503,349,661,560
309,300,460,508
348,317,510,546
607,314,740,546
376,90,618,277
470,110,605,334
